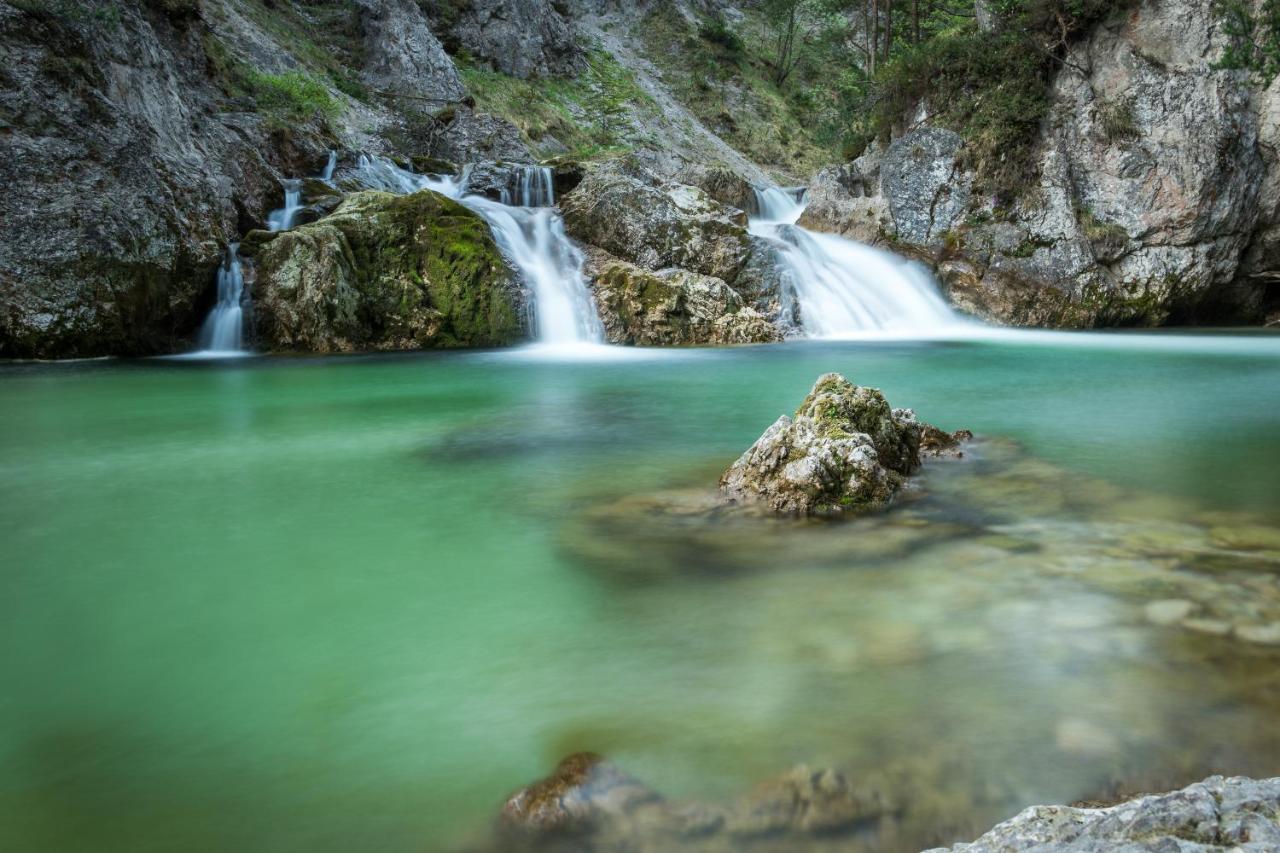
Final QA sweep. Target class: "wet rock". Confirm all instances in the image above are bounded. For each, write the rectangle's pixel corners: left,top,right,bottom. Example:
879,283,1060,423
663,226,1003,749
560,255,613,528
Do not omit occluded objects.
719,373,967,516
245,189,525,352
1182,617,1233,637
1209,524,1280,552
560,162,752,284
1144,599,1196,626
926,775,1280,851
1237,622,1280,646
921,425,975,460
498,752,661,836
583,248,781,346
728,765,884,837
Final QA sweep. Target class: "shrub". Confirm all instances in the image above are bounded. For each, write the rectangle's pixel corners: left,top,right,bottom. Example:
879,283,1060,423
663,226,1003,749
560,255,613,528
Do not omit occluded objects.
1097,97,1139,141
697,16,744,55
246,70,341,124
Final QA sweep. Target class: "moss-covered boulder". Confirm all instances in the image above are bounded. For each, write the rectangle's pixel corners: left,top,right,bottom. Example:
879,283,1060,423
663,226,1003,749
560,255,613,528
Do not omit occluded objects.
720,373,966,516
243,189,526,353
585,249,780,346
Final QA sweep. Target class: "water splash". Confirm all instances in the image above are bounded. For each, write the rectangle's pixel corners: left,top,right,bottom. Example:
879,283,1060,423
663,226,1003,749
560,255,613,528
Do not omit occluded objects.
320,150,337,185
195,244,247,354
353,156,604,346
750,187,962,338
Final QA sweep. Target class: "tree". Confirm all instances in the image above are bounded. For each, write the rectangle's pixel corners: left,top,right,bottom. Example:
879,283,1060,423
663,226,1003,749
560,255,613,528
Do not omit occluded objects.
763,0,813,85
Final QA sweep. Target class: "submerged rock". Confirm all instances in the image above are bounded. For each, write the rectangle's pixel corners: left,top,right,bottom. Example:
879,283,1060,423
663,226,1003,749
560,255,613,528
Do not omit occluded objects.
244,189,525,352
927,775,1280,852
720,373,966,516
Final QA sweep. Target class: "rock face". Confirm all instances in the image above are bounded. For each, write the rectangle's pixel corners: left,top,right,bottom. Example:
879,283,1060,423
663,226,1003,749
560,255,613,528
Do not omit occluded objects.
927,775,1280,852
354,0,465,103
244,190,524,352
442,0,584,79
720,373,962,516
0,1,309,358
801,1,1280,327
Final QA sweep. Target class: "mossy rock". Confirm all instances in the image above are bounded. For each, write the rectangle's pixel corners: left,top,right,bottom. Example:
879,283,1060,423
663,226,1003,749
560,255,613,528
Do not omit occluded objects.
244,189,526,352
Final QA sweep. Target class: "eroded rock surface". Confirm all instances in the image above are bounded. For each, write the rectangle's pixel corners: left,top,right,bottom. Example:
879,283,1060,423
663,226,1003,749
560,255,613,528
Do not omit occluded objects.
720,373,965,516
244,189,524,352
584,248,780,346
927,775,1280,852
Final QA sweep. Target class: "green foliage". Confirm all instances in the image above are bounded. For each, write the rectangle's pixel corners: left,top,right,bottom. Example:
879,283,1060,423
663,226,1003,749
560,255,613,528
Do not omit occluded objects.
1098,96,1139,142
698,15,744,55
245,70,340,123
1213,0,1280,82
459,50,654,159
868,0,1137,200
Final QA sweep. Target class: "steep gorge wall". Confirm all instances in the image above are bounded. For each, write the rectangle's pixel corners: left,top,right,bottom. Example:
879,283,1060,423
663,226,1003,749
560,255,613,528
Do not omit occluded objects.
801,0,1280,327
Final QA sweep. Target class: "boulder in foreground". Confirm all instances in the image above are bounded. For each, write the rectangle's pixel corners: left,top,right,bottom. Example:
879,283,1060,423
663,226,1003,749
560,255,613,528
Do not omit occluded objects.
720,373,968,516
926,775,1280,852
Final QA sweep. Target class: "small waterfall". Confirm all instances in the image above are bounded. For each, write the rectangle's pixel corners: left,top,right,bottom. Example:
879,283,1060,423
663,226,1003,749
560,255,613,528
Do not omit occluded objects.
514,165,555,208
750,187,961,337
320,150,337,184
197,244,247,353
266,179,303,233
353,155,604,346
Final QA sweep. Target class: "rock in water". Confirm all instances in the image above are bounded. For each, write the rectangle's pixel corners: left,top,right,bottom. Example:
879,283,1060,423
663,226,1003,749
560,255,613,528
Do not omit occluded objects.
720,373,966,516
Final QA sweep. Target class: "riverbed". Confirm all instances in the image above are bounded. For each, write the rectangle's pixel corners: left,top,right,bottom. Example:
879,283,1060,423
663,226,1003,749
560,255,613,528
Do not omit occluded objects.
2,331,1279,851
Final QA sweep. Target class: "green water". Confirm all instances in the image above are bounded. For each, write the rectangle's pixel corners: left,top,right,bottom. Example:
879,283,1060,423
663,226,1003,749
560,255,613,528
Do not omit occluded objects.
2,333,1280,852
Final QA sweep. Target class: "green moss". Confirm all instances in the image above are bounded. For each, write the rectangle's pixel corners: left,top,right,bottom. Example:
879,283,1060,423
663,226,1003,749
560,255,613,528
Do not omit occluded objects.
1098,97,1140,141
244,70,340,123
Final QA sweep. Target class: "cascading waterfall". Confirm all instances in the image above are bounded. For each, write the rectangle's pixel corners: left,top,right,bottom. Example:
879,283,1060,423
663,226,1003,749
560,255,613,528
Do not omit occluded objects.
320,150,337,184
197,244,246,353
266,179,303,233
353,155,604,346
750,186,962,337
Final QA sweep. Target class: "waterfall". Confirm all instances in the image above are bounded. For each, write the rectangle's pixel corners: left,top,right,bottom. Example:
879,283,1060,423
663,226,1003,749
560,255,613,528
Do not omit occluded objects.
320,150,337,184
749,187,962,337
353,155,604,346
266,179,303,233
197,244,247,353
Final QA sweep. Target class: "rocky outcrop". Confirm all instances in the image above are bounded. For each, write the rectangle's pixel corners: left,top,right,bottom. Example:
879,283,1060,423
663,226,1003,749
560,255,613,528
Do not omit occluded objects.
927,775,1280,852
561,162,753,283
243,189,524,352
354,0,465,104
584,248,780,346
801,0,1280,327
0,1,324,359
438,0,584,79
720,373,964,516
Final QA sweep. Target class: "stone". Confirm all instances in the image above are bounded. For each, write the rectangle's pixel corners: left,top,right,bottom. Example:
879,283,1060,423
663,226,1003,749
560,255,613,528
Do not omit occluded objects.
244,189,525,352
881,127,971,246
583,249,781,346
1236,622,1280,645
498,752,661,835
925,775,1280,852
354,0,465,104
561,161,752,283
1182,618,1233,637
1209,524,1280,552
719,373,967,516
727,765,884,837
1143,599,1196,626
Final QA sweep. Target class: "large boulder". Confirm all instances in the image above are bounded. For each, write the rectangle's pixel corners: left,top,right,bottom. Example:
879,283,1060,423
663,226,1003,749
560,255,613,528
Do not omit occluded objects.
720,373,964,516
881,127,971,246
927,775,1280,852
584,249,781,346
243,189,525,352
561,163,752,283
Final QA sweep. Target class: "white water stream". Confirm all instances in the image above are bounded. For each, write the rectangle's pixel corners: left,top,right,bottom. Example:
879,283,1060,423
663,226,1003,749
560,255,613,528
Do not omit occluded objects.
194,244,246,355
353,156,604,346
750,187,963,338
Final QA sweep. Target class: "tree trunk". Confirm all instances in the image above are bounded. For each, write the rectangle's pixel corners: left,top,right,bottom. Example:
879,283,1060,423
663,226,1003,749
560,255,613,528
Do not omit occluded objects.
869,0,878,75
